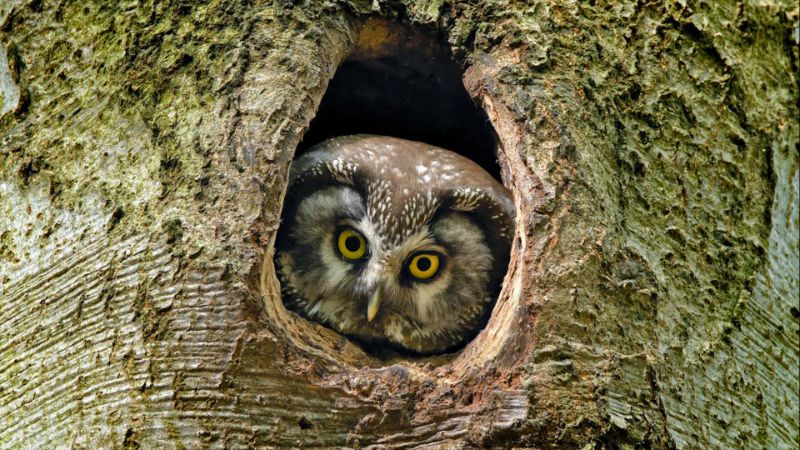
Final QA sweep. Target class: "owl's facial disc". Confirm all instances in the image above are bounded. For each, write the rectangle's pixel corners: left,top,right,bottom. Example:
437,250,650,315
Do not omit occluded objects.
277,182,497,353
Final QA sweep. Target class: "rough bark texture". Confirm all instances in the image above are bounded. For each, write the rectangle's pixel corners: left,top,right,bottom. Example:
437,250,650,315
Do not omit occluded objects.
1,0,797,448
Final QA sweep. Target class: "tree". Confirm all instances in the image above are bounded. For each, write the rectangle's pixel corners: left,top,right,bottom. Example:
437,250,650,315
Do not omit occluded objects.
1,0,797,448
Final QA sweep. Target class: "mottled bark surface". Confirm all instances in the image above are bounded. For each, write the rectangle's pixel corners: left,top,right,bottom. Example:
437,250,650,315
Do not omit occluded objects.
1,0,797,449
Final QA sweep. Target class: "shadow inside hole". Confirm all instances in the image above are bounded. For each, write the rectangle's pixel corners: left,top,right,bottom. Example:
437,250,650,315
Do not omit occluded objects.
298,22,500,180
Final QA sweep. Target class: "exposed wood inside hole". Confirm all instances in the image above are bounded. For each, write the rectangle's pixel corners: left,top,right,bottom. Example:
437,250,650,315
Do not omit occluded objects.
262,20,530,374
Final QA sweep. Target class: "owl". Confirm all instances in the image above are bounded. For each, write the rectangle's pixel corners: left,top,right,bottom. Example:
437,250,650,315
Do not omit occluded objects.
275,135,514,354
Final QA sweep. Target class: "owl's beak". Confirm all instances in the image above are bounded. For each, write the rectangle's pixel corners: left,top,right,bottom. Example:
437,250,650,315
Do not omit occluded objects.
367,286,382,322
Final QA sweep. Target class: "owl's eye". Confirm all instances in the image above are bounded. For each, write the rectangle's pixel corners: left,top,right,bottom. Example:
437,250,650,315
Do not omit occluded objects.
337,228,367,260
407,253,441,281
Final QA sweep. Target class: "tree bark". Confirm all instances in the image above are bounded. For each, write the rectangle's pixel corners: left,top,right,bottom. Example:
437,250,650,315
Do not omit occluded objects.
1,0,797,448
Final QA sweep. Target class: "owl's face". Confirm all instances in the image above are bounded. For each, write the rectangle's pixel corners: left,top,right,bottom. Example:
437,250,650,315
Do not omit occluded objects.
276,135,514,354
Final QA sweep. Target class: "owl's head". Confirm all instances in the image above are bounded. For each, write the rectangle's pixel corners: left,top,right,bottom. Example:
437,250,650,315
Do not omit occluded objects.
275,135,514,354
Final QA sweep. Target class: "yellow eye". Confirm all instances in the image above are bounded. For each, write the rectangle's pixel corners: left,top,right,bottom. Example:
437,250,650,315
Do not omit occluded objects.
337,228,367,260
408,253,440,280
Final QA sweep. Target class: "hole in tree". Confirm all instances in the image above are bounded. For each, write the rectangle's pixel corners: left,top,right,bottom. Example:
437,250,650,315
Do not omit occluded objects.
298,20,500,179
274,20,513,360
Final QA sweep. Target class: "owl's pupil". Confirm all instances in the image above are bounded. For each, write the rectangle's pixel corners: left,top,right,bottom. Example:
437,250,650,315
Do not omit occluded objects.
416,257,432,271
344,236,361,252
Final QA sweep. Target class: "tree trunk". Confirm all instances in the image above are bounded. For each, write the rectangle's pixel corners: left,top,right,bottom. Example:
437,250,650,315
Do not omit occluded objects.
1,1,797,448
